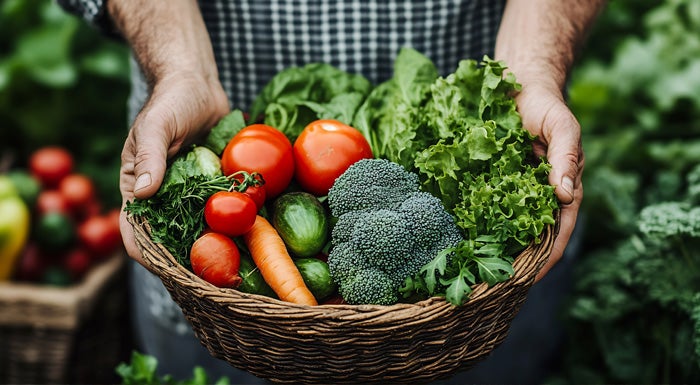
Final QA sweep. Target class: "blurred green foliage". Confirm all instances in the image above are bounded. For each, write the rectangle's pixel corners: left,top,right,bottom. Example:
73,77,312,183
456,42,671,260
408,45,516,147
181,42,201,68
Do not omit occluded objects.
554,0,700,383
0,0,130,207
572,0,700,242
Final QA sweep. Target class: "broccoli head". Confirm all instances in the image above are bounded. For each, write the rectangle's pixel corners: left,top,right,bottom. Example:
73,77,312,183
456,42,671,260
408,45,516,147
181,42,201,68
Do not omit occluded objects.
327,158,420,217
327,159,463,305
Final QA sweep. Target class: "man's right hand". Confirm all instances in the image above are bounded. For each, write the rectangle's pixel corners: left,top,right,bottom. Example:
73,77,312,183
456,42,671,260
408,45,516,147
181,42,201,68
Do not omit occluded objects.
107,0,229,265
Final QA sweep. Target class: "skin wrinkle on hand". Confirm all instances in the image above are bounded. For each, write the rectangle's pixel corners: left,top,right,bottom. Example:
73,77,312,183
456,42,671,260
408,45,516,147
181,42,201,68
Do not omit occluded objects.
134,172,152,192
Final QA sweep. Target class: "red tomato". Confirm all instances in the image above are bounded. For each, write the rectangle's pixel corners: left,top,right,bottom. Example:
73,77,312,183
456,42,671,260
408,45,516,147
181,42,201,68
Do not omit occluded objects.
62,247,93,280
190,232,242,288
221,124,294,199
77,215,123,258
105,208,121,231
242,184,266,211
14,243,49,282
204,191,257,237
293,119,373,196
36,190,71,215
79,198,103,222
29,146,74,188
58,173,96,214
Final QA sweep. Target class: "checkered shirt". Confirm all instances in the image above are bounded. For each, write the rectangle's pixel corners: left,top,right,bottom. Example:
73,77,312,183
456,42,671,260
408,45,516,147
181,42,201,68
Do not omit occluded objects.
58,0,505,112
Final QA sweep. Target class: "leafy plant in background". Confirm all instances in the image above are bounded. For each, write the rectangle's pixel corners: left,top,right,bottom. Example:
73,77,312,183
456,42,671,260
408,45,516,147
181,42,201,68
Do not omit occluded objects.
552,0,700,383
116,351,229,385
0,0,130,206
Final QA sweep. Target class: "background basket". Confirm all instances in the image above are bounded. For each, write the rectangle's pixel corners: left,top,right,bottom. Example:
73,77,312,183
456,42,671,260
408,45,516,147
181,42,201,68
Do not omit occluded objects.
0,255,132,385
129,214,557,384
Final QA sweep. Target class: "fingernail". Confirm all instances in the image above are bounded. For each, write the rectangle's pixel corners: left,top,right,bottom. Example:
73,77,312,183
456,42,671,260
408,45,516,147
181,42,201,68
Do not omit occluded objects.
561,176,574,201
134,173,152,192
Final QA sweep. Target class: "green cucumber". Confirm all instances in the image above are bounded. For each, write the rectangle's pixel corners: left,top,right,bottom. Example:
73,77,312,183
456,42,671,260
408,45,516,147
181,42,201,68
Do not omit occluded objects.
271,192,328,257
237,255,277,298
294,257,337,301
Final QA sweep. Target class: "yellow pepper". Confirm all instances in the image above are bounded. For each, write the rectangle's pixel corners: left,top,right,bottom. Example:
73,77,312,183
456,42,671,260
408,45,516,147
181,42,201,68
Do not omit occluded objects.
0,176,31,281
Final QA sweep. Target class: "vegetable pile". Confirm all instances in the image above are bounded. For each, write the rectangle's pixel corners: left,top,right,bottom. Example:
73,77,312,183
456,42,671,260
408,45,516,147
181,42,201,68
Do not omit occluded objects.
1,146,123,286
126,48,557,307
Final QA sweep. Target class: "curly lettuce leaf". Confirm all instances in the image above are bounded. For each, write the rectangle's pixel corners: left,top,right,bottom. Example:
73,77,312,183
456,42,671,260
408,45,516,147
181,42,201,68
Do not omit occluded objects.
363,50,558,305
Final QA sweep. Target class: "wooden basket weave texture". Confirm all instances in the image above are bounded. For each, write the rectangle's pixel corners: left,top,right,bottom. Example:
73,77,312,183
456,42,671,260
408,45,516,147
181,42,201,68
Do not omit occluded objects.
0,255,130,384
129,214,557,385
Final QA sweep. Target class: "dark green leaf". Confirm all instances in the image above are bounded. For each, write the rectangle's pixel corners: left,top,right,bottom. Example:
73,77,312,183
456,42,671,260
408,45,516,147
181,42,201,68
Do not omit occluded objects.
203,109,247,156
472,256,514,286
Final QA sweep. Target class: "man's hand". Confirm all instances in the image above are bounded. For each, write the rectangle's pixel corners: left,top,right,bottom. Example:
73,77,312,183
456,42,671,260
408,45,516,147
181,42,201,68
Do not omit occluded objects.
495,0,605,281
107,0,229,265
119,74,228,265
514,83,584,281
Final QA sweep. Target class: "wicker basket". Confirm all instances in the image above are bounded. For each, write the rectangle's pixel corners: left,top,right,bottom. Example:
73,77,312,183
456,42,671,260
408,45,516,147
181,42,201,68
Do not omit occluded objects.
129,214,557,384
0,255,131,385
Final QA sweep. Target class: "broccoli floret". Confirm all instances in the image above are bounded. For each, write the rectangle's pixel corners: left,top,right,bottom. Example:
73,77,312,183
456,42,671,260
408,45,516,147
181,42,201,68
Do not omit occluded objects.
330,210,367,246
327,158,420,217
399,191,463,256
339,268,398,306
327,159,463,305
327,241,363,283
350,210,416,272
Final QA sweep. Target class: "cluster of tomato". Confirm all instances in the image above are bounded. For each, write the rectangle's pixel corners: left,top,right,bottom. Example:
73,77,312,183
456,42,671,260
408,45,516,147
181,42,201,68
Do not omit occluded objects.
190,120,372,296
12,146,123,286
204,119,372,237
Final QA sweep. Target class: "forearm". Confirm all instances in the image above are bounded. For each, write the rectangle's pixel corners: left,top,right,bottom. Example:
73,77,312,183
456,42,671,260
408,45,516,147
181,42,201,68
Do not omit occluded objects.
495,0,606,91
107,0,219,88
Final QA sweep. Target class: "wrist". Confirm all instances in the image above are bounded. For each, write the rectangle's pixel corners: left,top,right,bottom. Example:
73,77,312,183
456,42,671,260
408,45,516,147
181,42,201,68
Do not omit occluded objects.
107,0,219,87
494,0,606,93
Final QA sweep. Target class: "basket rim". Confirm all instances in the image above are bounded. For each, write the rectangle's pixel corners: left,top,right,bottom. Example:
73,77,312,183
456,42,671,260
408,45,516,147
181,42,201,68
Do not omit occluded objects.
0,254,126,328
127,211,558,313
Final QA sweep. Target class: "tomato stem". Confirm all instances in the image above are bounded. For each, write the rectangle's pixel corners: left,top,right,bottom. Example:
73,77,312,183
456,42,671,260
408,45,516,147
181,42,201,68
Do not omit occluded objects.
226,171,265,192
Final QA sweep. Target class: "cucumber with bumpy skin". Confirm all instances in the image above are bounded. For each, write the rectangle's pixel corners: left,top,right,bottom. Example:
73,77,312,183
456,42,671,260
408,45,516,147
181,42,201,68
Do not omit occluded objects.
271,192,328,257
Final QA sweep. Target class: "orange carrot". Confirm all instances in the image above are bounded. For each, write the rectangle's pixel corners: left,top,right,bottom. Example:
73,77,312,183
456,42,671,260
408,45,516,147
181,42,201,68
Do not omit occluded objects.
243,215,318,306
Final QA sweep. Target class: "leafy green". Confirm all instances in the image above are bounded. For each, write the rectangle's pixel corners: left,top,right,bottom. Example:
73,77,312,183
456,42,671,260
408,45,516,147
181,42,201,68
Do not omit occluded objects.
249,63,372,141
1,0,130,207
202,109,247,156
556,160,700,383
116,351,229,385
161,146,222,192
357,49,557,305
353,48,438,156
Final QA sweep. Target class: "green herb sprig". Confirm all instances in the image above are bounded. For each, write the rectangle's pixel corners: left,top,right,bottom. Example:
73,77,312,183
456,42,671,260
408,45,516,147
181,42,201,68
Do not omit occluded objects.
125,174,233,267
